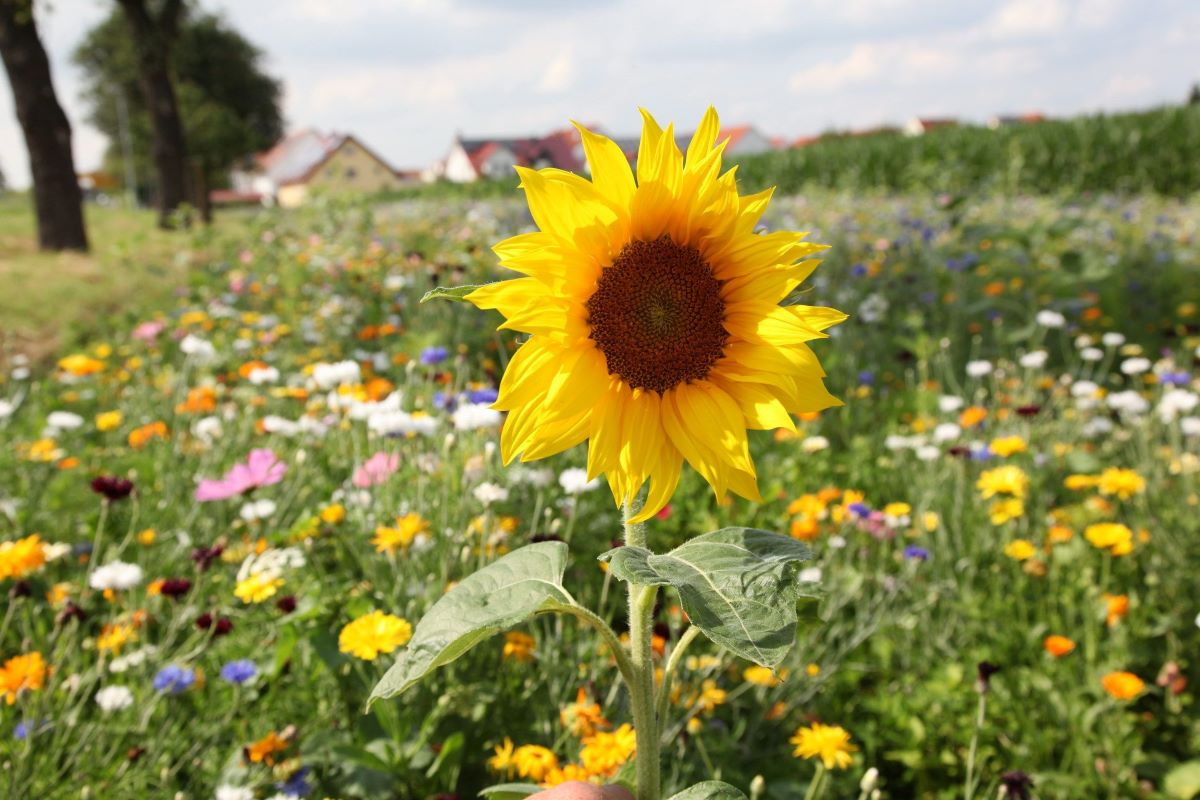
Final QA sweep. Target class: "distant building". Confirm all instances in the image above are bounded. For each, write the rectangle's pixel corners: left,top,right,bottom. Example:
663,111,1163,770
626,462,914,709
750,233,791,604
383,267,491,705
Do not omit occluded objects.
903,117,960,136
231,130,414,208
986,112,1047,129
436,123,772,182
674,125,776,157
437,127,590,183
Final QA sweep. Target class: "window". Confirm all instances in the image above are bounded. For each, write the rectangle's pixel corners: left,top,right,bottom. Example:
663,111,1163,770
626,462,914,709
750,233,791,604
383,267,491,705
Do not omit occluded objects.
345,168,357,179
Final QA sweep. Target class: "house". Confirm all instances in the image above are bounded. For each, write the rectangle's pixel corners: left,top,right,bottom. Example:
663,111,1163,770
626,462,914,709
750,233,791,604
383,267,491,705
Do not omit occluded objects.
231,130,414,208
903,117,959,136
438,127,589,183
437,122,772,182
671,124,775,157
986,112,1046,129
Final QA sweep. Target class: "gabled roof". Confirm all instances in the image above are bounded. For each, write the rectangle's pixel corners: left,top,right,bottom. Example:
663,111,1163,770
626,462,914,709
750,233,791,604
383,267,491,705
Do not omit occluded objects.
258,130,343,185
273,136,400,190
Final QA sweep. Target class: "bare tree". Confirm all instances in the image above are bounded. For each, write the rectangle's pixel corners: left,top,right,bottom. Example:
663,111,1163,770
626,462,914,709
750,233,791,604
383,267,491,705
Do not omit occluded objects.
115,0,189,228
0,0,89,251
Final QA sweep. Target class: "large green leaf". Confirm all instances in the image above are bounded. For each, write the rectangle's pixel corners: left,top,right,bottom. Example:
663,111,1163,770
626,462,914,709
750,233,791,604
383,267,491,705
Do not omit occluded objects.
420,284,485,304
369,542,572,705
601,528,812,667
479,783,541,799
667,780,749,799
1166,761,1200,800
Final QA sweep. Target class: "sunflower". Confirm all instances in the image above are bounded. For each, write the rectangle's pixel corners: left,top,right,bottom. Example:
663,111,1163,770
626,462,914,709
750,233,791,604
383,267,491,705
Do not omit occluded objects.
468,107,844,522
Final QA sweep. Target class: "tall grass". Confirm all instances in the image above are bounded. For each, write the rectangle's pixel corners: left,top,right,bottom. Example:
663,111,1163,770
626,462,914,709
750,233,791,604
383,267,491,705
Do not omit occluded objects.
735,105,1200,197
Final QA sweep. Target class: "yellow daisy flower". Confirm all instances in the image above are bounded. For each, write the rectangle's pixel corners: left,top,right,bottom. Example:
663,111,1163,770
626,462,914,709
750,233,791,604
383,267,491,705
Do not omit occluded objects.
789,722,857,770
338,610,413,661
466,107,844,521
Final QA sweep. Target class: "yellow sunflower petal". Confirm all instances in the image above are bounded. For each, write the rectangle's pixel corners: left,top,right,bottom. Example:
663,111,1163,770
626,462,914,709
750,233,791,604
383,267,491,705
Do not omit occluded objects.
573,122,636,211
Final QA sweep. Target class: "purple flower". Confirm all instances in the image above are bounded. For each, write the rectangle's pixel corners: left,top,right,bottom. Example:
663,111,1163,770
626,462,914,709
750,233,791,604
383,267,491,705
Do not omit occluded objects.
276,766,313,798
903,545,930,561
219,659,257,685
152,665,195,694
195,448,286,502
848,502,871,518
419,345,449,365
467,387,498,404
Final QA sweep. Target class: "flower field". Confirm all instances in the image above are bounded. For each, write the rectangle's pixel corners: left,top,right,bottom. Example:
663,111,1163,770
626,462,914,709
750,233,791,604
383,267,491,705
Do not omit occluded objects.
1,186,1198,800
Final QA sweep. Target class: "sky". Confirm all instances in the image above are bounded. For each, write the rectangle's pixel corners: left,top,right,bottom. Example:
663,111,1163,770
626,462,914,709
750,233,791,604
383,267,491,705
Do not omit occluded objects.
1,0,1197,188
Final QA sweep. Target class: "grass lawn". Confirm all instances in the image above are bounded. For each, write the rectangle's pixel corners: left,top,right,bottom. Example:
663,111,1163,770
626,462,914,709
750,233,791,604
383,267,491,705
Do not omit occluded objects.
0,193,250,364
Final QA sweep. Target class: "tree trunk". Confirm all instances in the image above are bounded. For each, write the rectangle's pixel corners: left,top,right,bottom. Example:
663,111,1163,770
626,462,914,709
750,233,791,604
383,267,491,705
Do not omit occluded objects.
0,0,89,251
116,0,188,229
192,160,212,225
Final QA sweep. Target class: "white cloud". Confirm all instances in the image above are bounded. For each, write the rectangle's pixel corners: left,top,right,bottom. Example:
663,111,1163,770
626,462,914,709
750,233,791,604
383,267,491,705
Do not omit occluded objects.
538,51,575,94
0,0,1193,188
987,0,1070,38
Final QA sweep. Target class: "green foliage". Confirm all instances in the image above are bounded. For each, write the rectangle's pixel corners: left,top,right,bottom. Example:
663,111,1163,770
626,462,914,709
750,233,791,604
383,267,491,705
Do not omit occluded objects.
666,781,749,799
369,542,573,704
71,9,283,191
602,529,812,667
1167,763,1200,800
421,284,485,304
735,105,1200,196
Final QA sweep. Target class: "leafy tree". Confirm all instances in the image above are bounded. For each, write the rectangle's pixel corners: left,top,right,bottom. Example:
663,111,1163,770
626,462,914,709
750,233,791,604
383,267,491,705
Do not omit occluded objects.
1189,83,1200,106
0,0,88,250
75,4,282,224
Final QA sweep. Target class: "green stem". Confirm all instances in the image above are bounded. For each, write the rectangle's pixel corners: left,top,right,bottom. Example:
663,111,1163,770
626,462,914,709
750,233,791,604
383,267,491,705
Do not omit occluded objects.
624,499,660,800
550,600,637,688
656,625,702,739
803,763,827,800
964,692,987,800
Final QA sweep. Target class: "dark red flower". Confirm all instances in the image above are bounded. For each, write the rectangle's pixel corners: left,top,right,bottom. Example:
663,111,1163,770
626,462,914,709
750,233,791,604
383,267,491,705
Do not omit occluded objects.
999,770,1033,799
196,612,233,636
191,544,224,571
976,661,1002,693
91,475,135,502
159,578,192,599
56,602,87,625
1016,404,1042,417
275,595,297,615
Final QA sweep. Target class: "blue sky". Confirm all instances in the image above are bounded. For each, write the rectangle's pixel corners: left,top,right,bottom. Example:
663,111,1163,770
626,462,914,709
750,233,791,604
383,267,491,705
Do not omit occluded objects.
1,0,1195,188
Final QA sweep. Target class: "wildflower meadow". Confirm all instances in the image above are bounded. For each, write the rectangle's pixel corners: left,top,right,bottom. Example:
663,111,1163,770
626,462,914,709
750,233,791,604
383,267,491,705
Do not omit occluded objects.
2,113,1199,800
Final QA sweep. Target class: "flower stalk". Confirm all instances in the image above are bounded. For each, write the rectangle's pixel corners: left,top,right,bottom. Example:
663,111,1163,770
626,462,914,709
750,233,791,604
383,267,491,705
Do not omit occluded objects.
624,499,661,800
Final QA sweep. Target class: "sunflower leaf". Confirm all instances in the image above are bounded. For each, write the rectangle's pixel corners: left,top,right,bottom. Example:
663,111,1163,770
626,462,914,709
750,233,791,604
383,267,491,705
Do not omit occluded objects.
666,780,749,799
419,284,484,304
479,783,542,799
599,528,811,667
368,542,573,706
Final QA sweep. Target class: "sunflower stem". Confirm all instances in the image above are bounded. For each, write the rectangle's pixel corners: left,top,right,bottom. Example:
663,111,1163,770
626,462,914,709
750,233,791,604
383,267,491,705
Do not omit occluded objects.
624,498,660,800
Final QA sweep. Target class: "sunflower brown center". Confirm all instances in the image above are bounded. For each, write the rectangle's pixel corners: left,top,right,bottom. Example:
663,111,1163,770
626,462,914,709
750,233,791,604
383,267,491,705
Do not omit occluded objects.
586,235,728,394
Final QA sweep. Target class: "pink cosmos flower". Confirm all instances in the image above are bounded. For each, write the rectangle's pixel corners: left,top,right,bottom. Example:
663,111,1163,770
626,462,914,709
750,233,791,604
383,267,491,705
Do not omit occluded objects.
132,320,166,342
353,452,399,488
195,448,286,501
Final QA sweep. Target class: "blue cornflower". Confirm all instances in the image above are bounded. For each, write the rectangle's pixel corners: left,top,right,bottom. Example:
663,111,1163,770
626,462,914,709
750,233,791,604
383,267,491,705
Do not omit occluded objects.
1159,371,1191,386
152,665,195,694
219,659,257,685
970,445,994,462
848,502,871,518
857,371,875,385
851,262,868,278
13,719,48,740
467,387,498,404
903,545,930,561
276,766,313,798
419,345,448,365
